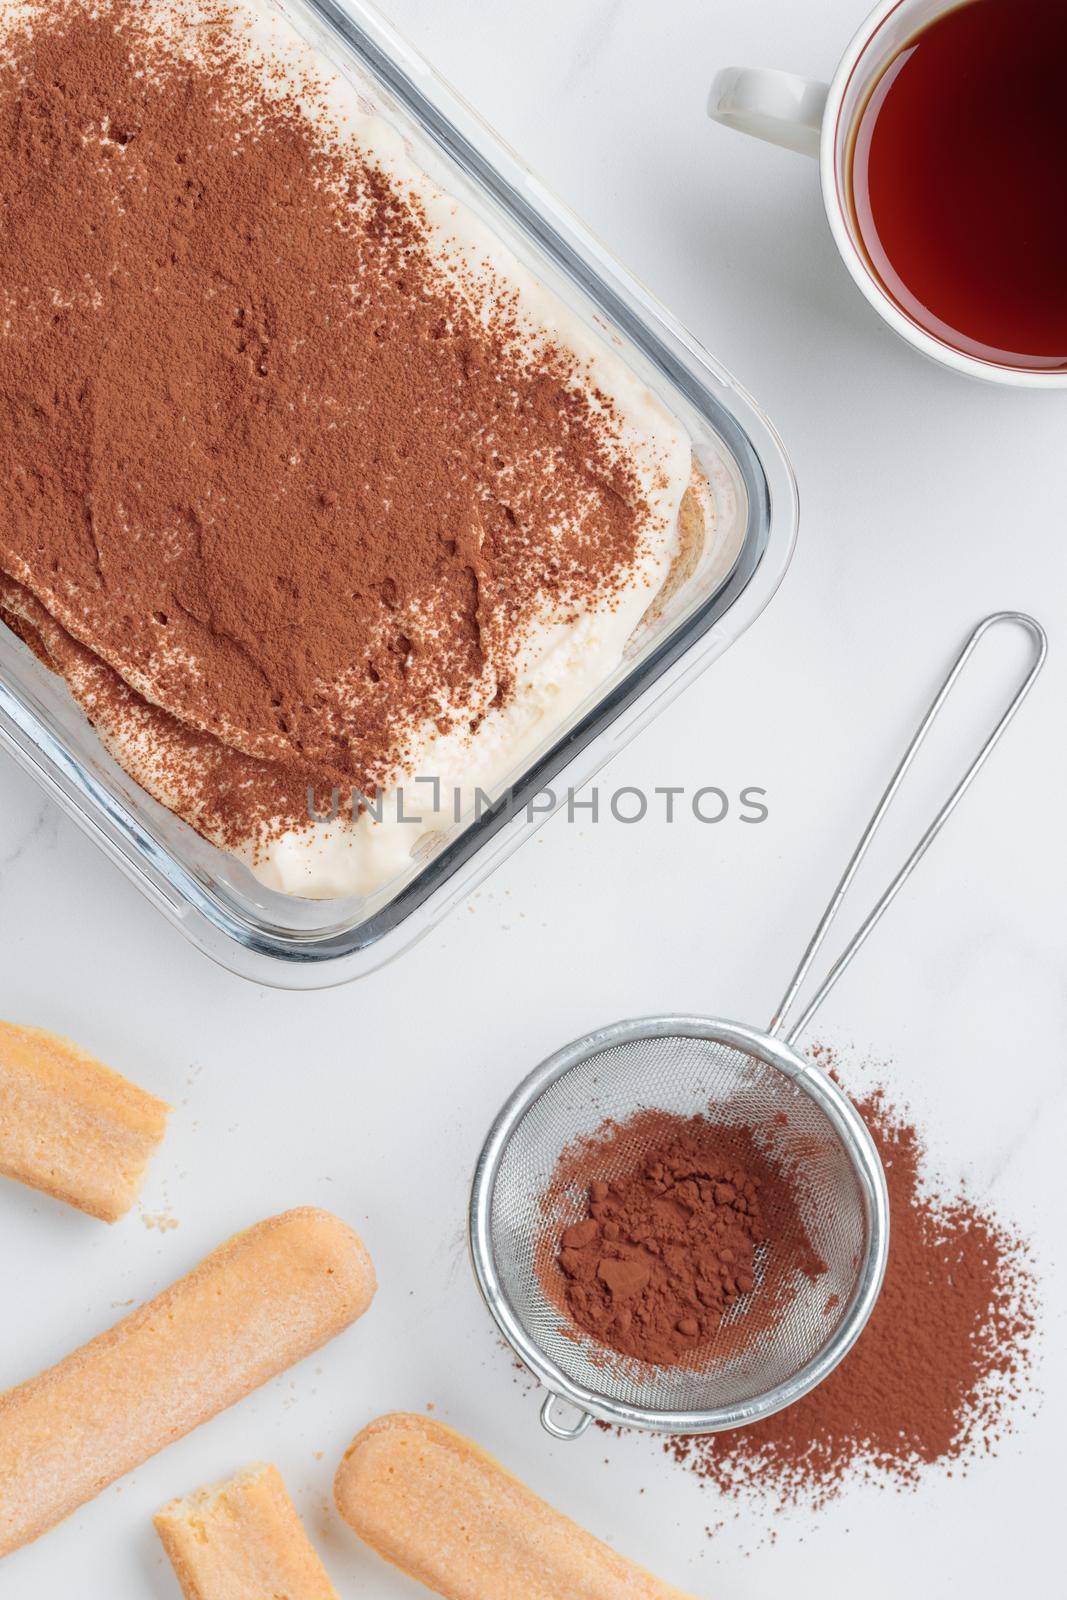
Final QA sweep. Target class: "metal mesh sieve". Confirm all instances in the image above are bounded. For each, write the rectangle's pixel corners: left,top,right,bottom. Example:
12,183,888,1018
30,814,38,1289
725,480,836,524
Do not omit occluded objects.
476,1021,883,1432
469,614,1046,1438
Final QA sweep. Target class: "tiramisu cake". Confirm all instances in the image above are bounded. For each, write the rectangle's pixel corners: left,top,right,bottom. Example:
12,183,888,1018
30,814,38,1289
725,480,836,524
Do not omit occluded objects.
0,0,712,897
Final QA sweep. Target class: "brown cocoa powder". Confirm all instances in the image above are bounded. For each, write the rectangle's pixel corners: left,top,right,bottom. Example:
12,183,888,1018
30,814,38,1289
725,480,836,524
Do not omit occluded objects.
539,1110,828,1368
0,0,660,850
664,1062,1038,1507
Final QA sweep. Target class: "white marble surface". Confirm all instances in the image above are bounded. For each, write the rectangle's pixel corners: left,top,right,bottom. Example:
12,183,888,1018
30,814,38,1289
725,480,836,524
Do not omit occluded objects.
1,0,1065,1595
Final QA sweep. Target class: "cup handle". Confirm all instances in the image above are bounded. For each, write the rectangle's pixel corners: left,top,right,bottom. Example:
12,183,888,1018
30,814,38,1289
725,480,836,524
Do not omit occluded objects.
708,68,829,158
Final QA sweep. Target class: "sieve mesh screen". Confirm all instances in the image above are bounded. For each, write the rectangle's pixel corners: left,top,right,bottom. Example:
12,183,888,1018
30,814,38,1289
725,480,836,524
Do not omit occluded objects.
488,1034,870,1415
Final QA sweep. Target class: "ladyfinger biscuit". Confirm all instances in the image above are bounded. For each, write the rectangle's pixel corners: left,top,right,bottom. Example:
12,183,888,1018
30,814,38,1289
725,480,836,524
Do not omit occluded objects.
0,1209,375,1558
334,1413,695,1600
155,1462,338,1600
0,1020,170,1221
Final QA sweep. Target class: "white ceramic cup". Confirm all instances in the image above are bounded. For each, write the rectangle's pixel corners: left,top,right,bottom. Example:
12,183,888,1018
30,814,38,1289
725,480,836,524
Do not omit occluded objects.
709,0,1067,388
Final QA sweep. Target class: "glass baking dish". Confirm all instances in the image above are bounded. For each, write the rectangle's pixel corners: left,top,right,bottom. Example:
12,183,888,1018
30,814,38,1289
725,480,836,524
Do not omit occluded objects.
0,0,797,988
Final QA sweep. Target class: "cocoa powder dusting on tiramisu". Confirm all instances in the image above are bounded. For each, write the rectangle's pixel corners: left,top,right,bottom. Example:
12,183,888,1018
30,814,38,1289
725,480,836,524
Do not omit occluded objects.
0,1,673,860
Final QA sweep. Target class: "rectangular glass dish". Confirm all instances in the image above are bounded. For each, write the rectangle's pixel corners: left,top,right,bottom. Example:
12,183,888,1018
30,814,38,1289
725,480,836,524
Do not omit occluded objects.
0,0,797,988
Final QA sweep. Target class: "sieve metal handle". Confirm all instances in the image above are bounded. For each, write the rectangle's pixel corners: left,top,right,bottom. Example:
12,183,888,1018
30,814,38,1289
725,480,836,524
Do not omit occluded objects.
540,1392,593,1440
768,612,1047,1047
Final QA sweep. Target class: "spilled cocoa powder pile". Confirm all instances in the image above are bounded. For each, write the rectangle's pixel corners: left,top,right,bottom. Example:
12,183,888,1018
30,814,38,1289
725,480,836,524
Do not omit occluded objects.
664,1064,1038,1507
0,0,663,852
539,1111,827,1368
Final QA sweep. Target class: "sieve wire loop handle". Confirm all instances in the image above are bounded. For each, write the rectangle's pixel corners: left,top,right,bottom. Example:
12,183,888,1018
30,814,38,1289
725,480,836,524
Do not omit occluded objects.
768,612,1047,1047
540,1392,593,1440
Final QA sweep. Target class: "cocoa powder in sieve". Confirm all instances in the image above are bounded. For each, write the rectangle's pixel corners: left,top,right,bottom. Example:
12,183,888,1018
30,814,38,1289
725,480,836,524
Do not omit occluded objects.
664,1060,1038,1507
539,1110,828,1368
